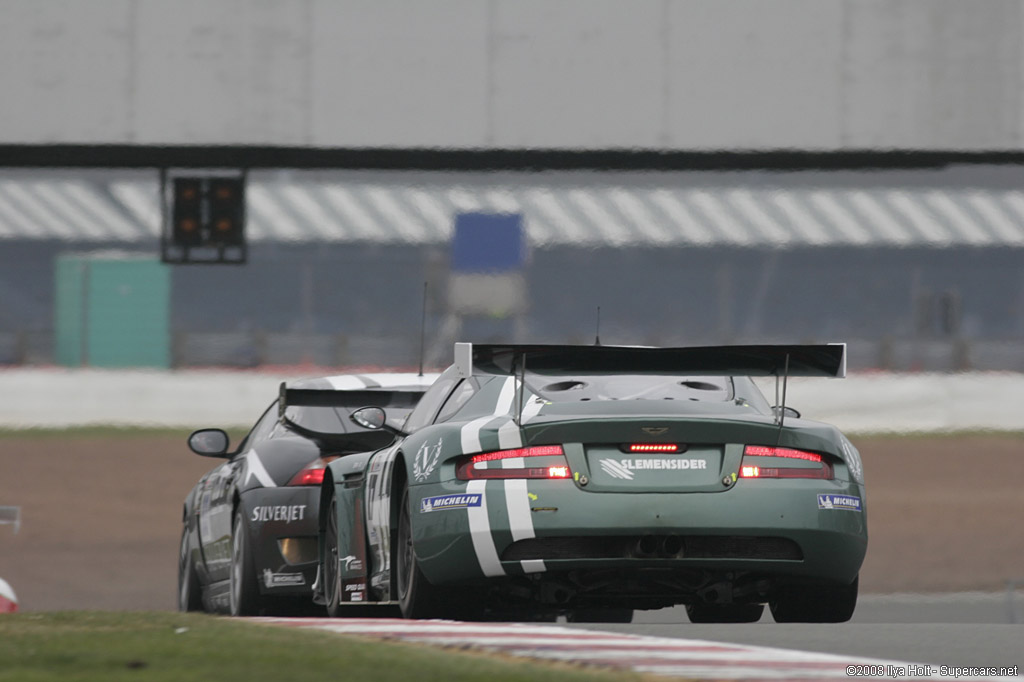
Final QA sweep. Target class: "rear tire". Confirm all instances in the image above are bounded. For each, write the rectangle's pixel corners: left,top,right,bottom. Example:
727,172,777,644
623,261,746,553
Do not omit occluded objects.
396,483,449,619
770,576,858,623
686,603,764,623
229,510,261,616
323,495,344,617
178,525,203,612
566,608,634,623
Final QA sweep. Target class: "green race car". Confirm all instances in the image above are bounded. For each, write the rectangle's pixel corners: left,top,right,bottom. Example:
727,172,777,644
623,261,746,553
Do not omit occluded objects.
315,343,865,623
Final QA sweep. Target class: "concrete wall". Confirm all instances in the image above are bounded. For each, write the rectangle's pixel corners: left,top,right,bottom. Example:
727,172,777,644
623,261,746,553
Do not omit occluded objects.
2,0,1022,150
1,367,1021,433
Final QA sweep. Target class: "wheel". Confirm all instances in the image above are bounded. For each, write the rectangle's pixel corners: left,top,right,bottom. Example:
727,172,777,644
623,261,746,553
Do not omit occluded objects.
396,483,448,619
566,608,634,623
323,495,344,617
178,525,203,612
686,603,764,623
229,509,261,616
770,576,858,623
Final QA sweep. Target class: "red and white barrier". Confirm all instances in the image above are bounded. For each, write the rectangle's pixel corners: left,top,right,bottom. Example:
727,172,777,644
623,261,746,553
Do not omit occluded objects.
0,577,18,613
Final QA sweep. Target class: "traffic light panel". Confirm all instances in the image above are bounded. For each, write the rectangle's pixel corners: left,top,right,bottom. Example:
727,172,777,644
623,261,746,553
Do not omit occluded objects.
172,178,203,247
208,179,245,246
168,176,246,250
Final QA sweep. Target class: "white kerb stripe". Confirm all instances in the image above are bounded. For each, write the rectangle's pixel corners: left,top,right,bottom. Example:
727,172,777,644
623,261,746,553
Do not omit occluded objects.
466,480,504,577
0,577,17,604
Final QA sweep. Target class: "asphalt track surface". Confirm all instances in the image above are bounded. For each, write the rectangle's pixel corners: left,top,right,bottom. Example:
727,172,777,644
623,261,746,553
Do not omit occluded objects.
569,593,1024,672
257,598,1024,681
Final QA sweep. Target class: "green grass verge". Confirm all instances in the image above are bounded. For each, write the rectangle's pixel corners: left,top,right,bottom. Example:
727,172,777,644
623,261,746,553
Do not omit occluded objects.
0,612,649,682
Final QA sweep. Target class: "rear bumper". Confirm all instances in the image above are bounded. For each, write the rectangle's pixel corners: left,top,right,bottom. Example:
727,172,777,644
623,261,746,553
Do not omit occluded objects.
410,477,867,588
238,487,321,596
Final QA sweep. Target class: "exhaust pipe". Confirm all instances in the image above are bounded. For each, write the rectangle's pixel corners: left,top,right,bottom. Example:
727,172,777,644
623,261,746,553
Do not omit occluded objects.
662,535,683,556
636,535,659,557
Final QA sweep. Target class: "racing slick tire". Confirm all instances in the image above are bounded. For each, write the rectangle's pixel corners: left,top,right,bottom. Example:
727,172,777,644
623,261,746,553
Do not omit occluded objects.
178,526,203,612
396,483,456,619
770,576,858,623
229,509,262,616
322,495,346,618
566,608,634,623
686,603,764,623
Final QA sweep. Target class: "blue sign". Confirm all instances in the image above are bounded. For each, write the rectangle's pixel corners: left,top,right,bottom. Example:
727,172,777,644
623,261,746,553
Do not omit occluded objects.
451,213,525,273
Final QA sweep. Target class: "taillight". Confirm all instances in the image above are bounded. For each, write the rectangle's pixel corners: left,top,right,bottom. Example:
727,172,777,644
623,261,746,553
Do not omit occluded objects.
738,445,833,480
627,444,679,453
287,456,339,486
455,445,571,480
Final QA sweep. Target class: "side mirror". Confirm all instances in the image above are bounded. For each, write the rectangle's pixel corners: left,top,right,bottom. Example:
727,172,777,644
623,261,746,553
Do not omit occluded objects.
188,428,230,457
350,406,406,437
772,406,802,420
350,407,386,430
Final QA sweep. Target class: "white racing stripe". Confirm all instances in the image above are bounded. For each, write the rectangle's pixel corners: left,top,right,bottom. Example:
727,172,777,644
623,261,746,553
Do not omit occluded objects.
461,377,516,453
503,458,546,574
497,418,522,449
460,377,519,577
520,395,546,423
466,479,504,577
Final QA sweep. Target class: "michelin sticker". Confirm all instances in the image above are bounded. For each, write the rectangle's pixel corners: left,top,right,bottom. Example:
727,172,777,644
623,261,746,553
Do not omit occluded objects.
263,570,305,588
817,494,862,512
420,493,482,513
413,437,444,482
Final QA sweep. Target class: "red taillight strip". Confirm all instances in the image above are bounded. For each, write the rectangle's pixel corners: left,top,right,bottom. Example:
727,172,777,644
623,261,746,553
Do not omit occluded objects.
457,446,570,481
739,445,833,480
468,445,564,464
743,445,823,462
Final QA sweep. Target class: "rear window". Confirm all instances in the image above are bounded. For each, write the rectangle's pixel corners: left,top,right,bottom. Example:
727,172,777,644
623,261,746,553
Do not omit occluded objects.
529,374,734,403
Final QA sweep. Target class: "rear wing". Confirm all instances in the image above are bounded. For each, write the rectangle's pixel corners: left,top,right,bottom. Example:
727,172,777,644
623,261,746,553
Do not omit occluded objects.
455,343,846,379
277,383,428,452
277,384,426,420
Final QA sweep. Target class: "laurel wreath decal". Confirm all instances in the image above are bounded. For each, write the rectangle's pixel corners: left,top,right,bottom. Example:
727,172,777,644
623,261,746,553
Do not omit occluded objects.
413,437,443,482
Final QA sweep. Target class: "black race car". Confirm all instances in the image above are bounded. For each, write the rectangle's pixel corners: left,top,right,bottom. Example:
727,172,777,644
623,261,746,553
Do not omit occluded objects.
178,373,436,615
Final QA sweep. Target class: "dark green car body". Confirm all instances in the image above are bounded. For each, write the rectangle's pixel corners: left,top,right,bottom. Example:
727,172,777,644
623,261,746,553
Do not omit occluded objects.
318,344,866,623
